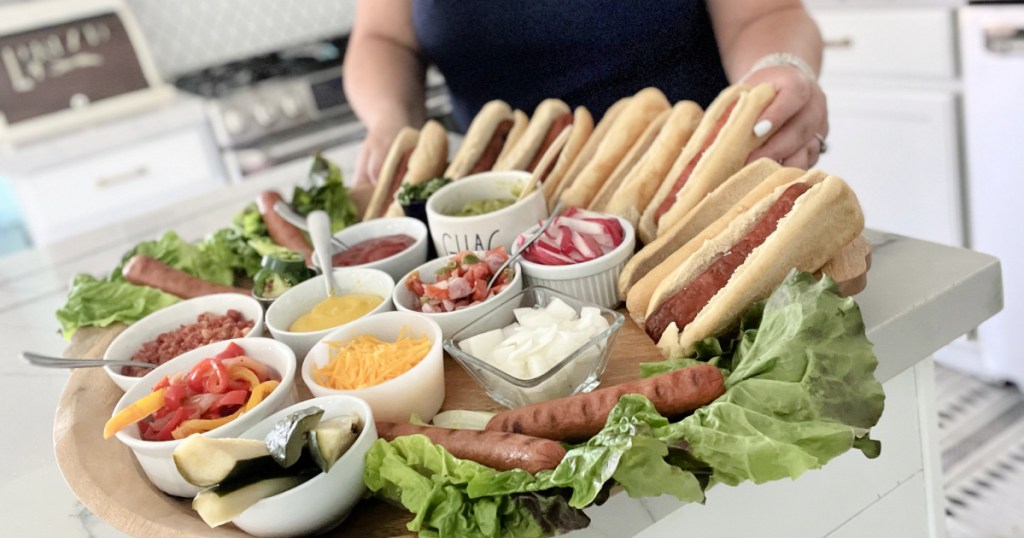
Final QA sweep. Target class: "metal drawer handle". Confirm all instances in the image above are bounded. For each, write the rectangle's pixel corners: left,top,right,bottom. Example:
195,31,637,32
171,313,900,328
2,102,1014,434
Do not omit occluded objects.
985,27,1024,55
94,166,149,189
824,37,854,49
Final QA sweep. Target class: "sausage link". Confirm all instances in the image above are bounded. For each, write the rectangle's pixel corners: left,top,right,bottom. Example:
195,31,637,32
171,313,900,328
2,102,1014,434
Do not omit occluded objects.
376,422,566,474
469,119,514,175
526,113,574,172
486,363,725,443
122,255,249,299
256,191,312,261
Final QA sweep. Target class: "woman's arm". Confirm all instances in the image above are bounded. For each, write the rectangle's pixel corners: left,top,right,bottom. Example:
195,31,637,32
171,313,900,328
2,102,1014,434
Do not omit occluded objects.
343,0,428,185
708,0,827,168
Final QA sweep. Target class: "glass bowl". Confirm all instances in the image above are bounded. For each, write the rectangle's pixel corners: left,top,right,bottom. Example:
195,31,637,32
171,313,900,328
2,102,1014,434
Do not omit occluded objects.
444,286,625,408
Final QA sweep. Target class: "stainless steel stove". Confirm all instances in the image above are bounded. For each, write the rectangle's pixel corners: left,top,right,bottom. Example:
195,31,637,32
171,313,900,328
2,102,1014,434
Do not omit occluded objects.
174,36,452,181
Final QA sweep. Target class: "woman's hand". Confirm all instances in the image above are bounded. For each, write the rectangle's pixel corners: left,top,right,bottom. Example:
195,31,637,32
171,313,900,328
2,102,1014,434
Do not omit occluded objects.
353,123,407,187
744,65,828,169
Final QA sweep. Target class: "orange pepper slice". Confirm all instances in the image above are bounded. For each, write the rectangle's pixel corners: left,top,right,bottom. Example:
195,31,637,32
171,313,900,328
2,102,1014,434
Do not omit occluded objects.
103,388,167,439
245,380,279,412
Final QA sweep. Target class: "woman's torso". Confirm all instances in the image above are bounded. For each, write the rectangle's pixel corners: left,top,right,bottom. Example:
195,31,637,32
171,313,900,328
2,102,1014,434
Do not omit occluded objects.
412,0,730,130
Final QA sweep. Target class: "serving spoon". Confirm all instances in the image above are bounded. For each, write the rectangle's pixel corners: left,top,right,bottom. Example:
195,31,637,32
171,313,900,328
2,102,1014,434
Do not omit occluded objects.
21,351,158,370
273,200,349,250
486,200,565,290
307,210,338,297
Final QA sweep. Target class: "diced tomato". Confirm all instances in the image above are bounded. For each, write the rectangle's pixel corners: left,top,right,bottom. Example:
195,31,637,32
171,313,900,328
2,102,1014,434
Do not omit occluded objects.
423,282,450,301
406,272,425,297
186,360,213,393
214,342,245,360
151,375,171,391
209,390,248,417
471,279,488,302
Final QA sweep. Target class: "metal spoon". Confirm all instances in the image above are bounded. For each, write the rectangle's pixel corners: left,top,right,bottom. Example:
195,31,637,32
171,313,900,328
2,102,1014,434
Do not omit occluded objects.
307,210,338,297
487,200,565,290
273,200,349,250
21,351,158,370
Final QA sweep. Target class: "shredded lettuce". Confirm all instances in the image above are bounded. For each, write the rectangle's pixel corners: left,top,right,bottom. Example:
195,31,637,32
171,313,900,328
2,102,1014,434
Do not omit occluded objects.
363,271,886,537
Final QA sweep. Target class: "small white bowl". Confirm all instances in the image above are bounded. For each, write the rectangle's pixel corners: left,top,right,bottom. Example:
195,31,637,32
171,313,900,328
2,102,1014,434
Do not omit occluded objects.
103,293,265,392
513,215,636,309
425,170,547,257
231,395,378,537
302,311,445,423
265,267,395,358
112,337,298,497
309,216,429,281
391,253,523,340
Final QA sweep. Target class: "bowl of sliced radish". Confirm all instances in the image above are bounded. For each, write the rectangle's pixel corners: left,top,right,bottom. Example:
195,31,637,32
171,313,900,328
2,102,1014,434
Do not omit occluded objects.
512,209,635,308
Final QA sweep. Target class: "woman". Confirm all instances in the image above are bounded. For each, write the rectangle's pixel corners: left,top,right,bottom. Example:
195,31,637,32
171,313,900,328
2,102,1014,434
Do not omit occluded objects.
344,0,827,185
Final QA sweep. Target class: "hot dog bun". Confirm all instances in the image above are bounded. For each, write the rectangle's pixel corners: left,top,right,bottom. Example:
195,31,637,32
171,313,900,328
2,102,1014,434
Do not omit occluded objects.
620,159,792,304
494,99,573,172
445,100,514,179
560,87,670,209
541,106,594,209
366,120,449,220
639,83,776,244
645,171,864,358
547,97,629,210
587,107,670,212
600,100,703,227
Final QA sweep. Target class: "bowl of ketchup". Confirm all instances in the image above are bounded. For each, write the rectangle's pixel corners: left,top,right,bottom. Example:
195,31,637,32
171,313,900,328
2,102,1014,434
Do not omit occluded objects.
311,217,429,281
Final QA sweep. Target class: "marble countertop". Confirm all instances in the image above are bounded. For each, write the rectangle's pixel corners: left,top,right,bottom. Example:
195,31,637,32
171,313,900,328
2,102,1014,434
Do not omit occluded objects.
0,150,1002,536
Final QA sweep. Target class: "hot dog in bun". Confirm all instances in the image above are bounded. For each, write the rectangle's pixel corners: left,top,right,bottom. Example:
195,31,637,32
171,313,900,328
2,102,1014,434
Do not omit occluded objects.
545,96,629,209
494,98,573,172
364,119,448,220
638,83,776,244
539,106,594,209
620,158,794,302
586,107,671,212
445,100,519,180
642,170,864,358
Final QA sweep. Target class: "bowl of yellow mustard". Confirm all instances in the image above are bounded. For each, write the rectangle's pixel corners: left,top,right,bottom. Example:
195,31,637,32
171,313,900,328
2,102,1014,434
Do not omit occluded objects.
265,267,395,357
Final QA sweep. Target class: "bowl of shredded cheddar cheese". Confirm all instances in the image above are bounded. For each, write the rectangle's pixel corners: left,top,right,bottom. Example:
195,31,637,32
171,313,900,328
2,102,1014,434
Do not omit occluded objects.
301,311,444,423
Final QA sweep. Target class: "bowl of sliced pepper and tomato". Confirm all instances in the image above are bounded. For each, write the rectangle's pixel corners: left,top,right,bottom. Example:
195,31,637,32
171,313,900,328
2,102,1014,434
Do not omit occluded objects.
104,338,298,497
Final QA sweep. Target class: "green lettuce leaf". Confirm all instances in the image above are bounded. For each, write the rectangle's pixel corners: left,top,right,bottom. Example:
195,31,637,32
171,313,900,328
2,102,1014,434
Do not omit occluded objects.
678,271,886,486
200,227,262,278
364,435,588,538
112,231,234,286
56,274,180,339
291,154,359,233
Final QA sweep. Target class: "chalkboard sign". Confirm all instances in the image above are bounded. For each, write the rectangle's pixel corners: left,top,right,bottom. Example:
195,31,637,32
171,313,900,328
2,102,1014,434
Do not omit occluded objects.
0,11,150,126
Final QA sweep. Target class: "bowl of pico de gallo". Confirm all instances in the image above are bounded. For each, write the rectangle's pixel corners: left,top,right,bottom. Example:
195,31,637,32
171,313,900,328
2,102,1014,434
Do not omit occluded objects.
104,337,298,497
392,247,523,339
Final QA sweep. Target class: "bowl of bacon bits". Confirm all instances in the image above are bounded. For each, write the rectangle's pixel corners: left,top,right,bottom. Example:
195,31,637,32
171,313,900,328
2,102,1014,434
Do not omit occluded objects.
103,293,265,392
512,208,635,308
392,247,523,339
104,338,297,497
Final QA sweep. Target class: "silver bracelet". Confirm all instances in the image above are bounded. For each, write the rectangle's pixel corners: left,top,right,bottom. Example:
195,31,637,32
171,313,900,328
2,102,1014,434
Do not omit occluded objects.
742,53,818,82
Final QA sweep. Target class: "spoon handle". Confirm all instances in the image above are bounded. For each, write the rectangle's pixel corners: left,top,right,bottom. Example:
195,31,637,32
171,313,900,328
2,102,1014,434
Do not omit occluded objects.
273,201,348,250
21,351,157,370
487,200,565,290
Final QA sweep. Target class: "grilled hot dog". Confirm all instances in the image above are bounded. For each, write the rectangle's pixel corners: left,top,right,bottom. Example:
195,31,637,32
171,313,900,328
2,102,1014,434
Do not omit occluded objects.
486,363,725,443
122,255,249,299
376,422,566,474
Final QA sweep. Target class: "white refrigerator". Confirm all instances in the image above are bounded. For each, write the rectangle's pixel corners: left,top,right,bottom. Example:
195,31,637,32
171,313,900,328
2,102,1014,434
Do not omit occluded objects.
935,4,1024,388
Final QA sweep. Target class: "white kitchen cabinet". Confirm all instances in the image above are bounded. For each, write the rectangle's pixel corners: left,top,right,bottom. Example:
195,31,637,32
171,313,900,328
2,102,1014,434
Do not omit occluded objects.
817,87,963,247
809,5,965,248
3,97,226,246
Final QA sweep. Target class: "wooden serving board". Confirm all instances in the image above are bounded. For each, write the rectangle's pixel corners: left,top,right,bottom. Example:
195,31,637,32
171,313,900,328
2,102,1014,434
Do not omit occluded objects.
54,317,665,538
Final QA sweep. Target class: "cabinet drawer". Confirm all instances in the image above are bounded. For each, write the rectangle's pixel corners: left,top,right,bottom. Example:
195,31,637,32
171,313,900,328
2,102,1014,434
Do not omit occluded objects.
812,8,956,79
14,126,226,245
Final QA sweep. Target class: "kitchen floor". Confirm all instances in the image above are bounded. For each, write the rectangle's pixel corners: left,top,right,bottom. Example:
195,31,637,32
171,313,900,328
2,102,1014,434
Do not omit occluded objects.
937,364,1024,538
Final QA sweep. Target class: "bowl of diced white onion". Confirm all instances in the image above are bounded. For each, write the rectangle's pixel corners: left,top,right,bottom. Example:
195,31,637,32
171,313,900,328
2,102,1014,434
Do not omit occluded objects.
443,286,624,407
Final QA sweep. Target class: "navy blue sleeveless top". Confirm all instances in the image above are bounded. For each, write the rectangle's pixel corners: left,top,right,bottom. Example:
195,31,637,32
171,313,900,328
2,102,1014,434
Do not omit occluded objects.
412,0,729,132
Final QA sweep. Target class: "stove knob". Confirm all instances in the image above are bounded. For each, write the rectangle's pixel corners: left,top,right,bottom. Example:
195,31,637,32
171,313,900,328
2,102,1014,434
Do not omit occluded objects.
280,96,302,119
223,109,246,135
252,104,276,127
